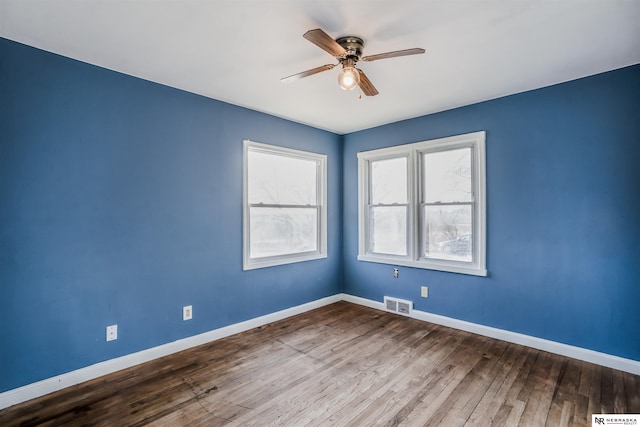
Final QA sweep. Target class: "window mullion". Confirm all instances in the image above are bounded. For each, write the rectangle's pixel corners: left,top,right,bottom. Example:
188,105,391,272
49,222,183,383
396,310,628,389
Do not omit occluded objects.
417,149,425,261
408,149,418,261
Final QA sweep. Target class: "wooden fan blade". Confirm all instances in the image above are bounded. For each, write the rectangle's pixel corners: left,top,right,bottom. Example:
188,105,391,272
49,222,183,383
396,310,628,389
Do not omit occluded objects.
281,64,336,83
361,48,425,62
303,29,347,57
357,69,379,96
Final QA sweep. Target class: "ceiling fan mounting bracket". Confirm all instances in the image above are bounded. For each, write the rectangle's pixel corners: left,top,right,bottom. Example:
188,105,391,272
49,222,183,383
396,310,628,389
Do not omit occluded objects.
335,36,364,60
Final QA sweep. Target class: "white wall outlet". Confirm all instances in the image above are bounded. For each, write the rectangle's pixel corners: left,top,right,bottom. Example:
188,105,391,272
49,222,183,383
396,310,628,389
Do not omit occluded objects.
421,286,429,298
393,268,399,278
183,305,192,321
106,324,117,342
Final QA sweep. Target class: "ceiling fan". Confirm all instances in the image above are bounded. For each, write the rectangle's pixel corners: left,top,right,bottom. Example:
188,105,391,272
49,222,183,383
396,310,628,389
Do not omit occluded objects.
281,28,425,96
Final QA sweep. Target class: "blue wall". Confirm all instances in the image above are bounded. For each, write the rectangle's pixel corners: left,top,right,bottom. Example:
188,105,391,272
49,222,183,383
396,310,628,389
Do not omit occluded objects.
1,35,638,394
0,38,343,393
343,64,640,362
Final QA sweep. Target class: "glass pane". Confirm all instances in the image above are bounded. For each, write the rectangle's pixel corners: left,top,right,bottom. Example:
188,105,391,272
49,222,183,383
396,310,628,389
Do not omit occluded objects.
250,207,317,258
248,150,317,205
422,205,472,261
370,206,407,256
371,157,407,204
423,148,472,203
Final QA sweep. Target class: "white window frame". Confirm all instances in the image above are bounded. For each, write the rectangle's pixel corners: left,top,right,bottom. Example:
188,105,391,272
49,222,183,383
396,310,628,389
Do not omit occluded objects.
243,140,327,270
357,131,486,276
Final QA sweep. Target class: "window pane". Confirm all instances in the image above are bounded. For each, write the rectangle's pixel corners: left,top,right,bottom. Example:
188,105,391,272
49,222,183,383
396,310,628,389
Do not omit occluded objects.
248,151,317,205
371,157,407,204
370,206,407,255
422,205,472,261
423,148,472,203
250,207,317,258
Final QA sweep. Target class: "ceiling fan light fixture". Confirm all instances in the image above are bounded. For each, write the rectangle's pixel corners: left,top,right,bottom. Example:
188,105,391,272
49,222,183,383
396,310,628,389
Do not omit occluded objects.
338,64,360,91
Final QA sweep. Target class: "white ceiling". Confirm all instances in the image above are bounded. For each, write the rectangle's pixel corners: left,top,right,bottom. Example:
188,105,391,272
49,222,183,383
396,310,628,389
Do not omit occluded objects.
1,1,639,134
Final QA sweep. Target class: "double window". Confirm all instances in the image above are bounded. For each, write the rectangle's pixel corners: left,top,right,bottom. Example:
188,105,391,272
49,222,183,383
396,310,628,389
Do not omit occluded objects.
357,131,486,276
243,140,327,270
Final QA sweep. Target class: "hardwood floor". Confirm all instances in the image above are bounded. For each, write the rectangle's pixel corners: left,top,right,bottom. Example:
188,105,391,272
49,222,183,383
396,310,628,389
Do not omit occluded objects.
1,301,638,426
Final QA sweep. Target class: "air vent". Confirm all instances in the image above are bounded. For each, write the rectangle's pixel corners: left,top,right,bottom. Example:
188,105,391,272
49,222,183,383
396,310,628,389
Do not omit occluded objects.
385,298,397,312
384,296,413,317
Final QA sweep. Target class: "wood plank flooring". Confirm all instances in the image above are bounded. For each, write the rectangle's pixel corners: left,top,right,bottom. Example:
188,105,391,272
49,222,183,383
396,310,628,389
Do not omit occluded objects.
1,301,638,426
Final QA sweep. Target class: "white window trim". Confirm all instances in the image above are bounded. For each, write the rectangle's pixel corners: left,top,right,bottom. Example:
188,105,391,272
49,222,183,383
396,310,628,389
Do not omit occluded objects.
243,140,327,270
357,131,486,276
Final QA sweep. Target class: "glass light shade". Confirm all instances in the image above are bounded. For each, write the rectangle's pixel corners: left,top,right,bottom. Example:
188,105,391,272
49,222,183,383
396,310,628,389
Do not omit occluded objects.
338,66,360,91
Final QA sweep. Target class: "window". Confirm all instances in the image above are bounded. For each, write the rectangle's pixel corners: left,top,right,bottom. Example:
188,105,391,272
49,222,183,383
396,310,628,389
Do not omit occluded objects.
357,131,486,276
243,140,327,270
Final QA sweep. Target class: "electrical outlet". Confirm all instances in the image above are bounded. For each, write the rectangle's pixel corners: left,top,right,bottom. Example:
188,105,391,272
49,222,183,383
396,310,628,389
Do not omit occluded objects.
183,305,192,321
393,268,399,279
106,324,118,342
421,286,429,298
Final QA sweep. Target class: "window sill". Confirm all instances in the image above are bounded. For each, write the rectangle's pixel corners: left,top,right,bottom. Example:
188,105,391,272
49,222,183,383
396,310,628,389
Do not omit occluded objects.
357,254,487,277
244,252,327,271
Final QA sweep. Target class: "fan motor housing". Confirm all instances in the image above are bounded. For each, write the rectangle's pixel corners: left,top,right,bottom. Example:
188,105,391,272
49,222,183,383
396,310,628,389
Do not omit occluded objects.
336,36,364,59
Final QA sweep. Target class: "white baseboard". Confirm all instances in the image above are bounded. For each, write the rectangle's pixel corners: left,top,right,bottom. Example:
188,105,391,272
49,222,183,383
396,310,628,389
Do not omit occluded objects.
3,292,638,411
342,294,640,376
0,294,342,410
